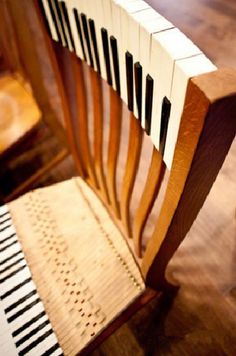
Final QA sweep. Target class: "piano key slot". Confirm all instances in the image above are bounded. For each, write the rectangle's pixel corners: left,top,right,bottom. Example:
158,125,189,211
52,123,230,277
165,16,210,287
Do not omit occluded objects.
81,13,94,68
101,28,113,86
159,96,171,156
110,36,121,95
144,74,154,135
134,62,142,121
88,19,101,74
73,9,87,61
125,51,134,112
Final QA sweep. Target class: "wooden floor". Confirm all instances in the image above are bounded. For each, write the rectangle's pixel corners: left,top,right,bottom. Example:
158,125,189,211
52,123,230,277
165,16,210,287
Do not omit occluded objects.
1,0,236,354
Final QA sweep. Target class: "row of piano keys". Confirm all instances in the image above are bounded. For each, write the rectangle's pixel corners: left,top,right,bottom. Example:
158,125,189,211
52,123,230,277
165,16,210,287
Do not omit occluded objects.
40,0,216,169
0,205,63,356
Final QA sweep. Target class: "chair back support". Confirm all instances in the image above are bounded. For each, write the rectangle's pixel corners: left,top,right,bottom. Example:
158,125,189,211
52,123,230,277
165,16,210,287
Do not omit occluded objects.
35,0,236,290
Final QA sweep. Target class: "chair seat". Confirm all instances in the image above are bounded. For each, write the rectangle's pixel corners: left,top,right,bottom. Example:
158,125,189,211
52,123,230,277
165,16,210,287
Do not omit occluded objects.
7,178,145,355
0,74,41,154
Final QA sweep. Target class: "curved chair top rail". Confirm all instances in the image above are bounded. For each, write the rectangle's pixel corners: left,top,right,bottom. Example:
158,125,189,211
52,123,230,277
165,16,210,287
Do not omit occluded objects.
14,0,236,290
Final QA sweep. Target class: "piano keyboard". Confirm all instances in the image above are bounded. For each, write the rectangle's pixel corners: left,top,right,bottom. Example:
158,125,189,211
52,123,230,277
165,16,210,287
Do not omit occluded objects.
0,205,63,356
39,0,216,169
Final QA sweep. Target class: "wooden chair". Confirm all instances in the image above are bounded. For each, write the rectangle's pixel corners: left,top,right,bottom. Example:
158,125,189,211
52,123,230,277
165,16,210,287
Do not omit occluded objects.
0,0,235,355
0,0,69,202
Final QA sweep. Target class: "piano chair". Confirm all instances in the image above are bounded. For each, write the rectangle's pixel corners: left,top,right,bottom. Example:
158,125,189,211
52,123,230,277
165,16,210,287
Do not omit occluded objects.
0,0,236,355
0,0,69,202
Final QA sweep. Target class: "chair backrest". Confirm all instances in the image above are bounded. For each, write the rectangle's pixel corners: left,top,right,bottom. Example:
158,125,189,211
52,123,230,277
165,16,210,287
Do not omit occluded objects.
35,0,236,290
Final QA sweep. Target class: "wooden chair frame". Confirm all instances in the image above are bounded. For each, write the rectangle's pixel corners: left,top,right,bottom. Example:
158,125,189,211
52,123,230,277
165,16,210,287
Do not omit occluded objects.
6,0,236,353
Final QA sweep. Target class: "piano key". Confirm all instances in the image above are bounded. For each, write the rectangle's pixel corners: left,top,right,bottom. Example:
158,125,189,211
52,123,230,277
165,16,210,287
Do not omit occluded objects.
0,240,20,260
12,310,46,338
149,28,202,151
0,223,16,242
126,51,134,112
110,36,121,95
64,0,83,59
0,249,22,268
164,54,217,169
0,232,16,246
59,0,76,51
16,321,52,353
134,62,142,121
52,0,68,47
40,342,62,356
144,74,154,135
1,278,36,311
88,19,101,74
38,0,52,37
0,204,8,216
0,263,31,296
15,317,50,347
29,330,60,356
47,0,63,44
18,328,54,356
140,16,174,129
5,289,37,315
73,7,87,60
0,263,27,286
0,300,18,355
159,97,171,156
101,28,113,85
0,256,25,277
0,216,11,226
40,0,59,41
81,13,94,67
0,235,17,252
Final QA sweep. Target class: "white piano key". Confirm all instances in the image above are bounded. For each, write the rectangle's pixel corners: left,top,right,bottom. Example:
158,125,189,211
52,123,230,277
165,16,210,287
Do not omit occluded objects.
17,322,52,353
58,0,73,51
6,293,39,321
0,212,10,224
0,301,18,355
0,241,22,263
0,225,16,242
13,314,48,344
1,279,37,312
66,0,84,59
0,258,26,282
0,204,8,216
0,251,24,274
111,0,123,92
150,28,202,150
27,330,59,356
41,0,59,42
164,54,217,169
0,264,31,296
139,16,174,128
8,300,45,333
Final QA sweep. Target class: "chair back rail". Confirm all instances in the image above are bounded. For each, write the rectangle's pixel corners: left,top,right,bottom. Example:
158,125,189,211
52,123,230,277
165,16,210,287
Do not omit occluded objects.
35,0,236,291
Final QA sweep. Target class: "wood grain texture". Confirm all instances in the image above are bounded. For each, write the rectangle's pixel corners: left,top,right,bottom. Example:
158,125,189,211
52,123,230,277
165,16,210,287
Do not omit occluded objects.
133,148,165,258
106,87,123,218
142,69,236,289
120,114,143,237
90,68,109,202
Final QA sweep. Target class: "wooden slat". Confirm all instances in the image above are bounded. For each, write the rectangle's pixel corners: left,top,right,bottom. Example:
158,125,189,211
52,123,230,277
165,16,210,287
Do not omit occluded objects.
90,68,109,202
107,87,123,218
133,148,166,257
142,68,236,290
120,114,143,237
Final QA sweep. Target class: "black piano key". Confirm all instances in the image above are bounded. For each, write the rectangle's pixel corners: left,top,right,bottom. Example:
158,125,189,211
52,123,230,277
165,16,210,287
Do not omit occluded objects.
12,310,46,337
38,0,52,37
0,277,32,300
47,0,63,44
88,19,101,74
16,319,50,347
145,74,154,135
60,1,76,51
55,0,69,48
0,239,18,254
134,62,142,121
126,51,134,112
5,289,37,314
7,297,40,323
73,9,87,61
0,249,21,267
40,342,62,356
110,36,120,96
0,263,27,284
18,328,54,356
81,13,94,68
101,28,112,86
0,257,24,275
159,96,171,156
0,232,15,246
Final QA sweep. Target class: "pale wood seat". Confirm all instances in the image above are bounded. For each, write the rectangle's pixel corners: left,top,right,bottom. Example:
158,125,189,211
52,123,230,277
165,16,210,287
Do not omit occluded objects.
0,0,236,355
